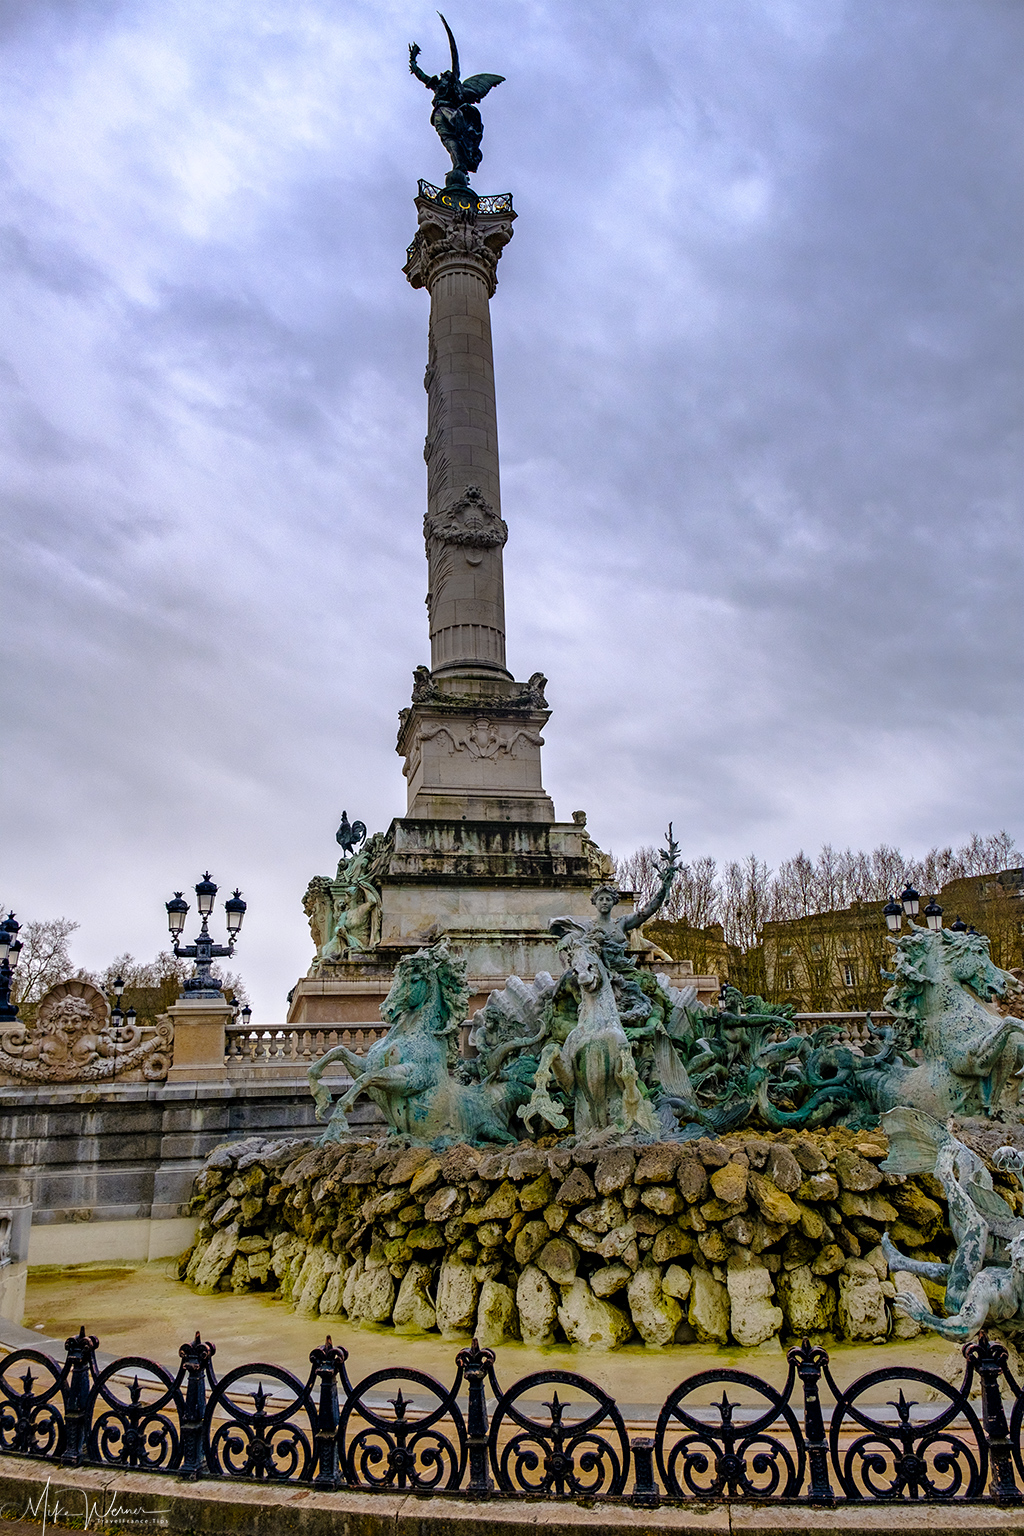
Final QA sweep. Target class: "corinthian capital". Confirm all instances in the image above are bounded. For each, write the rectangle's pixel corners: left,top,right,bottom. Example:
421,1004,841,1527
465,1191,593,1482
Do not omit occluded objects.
404,194,515,296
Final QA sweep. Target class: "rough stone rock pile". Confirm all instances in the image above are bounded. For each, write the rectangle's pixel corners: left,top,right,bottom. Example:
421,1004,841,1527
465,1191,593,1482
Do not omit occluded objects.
179,1127,1017,1351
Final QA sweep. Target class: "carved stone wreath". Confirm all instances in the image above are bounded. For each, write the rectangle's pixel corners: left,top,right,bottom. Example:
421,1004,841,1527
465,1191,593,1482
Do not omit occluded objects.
424,486,507,549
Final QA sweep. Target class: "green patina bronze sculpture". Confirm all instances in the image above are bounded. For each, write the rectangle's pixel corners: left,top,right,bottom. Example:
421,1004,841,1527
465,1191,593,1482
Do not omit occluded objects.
409,16,505,188
306,837,1024,1147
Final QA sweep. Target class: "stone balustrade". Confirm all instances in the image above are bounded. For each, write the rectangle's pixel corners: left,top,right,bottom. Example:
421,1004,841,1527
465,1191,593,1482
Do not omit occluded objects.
224,1023,389,1077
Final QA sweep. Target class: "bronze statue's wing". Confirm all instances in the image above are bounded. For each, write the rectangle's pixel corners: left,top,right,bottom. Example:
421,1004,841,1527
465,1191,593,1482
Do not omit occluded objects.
351,821,367,845
460,72,505,102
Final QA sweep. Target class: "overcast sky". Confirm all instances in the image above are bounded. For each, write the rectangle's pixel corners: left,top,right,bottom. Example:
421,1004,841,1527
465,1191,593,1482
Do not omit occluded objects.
1,0,1021,1017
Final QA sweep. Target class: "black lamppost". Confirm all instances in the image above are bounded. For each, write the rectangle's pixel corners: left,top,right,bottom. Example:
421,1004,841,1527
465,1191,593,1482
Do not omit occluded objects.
0,914,23,1021
884,885,944,935
107,974,137,1032
165,874,246,997
923,899,943,932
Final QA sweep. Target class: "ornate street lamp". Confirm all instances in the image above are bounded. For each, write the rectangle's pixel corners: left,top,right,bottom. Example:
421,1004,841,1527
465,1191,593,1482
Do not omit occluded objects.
165,874,246,997
107,974,136,1032
0,913,23,1021
950,915,968,933
885,889,943,935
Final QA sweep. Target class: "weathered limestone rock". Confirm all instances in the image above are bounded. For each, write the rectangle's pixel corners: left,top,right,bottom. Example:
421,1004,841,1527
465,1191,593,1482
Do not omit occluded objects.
627,1266,682,1346
747,1171,801,1226
791,1138,827,1173
810,1243,846,1277
662,1264,692,1302
516,1264,559,1346
802,1170,839,1202
294,1247,332,1316
635,1145,680,1184
641,1185,684,1216
767,1144,802,1192
319,1268,346,1316
595,1149,635,1194
890,1270,928,1339
676,1157,708,1202
710,1163,747,1205
518,1170,554,1211
435,1258,479,1338
480,1181,517,1221
192,1223,240,1294
688,1267,730,1343
476,1279,516,1346
652,1225,690,1263
564,1221,604,1254
890,1183,944,1235
777,1263,835,1333
558,1278,633,1349
599,1223,638,1267
591,1262,631,1297
514,1219,549,1266
423,1185,462,1223
836,1150,883,1191
352,1262,396,1324
556,1167,596,1207
393,1261,438,1332
409,1157,442,1196
536,1236,579,1286
726,1255,783,1347
837,1257,888,1340
576,1196,626,1233
839,1190,898,1224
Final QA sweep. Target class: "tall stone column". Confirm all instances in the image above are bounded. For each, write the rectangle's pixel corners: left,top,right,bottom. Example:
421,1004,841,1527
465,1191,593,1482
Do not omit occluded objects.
404,189,515,679
400,185,553,822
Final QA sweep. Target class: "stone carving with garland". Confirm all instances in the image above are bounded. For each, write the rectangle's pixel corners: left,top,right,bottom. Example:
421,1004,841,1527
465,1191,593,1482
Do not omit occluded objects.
0,979,171,1084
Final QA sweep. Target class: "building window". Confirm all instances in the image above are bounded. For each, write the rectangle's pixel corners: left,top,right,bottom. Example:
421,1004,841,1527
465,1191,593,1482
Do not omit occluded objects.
843,964,855,987
811,942,822,956
780,945,793,957
783,968,795,990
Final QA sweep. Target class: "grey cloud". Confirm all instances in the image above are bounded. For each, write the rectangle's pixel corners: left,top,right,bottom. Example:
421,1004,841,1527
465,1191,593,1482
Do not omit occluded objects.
0,0,1020,1014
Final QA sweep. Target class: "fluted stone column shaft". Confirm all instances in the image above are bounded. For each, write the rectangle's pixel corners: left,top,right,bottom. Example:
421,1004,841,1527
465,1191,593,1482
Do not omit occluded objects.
405,196,516,678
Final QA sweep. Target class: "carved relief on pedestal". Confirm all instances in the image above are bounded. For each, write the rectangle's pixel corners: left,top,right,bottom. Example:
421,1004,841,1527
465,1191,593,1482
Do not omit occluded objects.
0,980,171,1084
422,717,543,761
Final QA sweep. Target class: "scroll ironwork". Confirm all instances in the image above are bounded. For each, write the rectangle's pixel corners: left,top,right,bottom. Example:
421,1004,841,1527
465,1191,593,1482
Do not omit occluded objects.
0,1326,1021,1505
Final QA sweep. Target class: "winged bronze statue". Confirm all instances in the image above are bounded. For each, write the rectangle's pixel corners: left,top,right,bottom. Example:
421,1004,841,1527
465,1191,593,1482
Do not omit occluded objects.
409,15,504,186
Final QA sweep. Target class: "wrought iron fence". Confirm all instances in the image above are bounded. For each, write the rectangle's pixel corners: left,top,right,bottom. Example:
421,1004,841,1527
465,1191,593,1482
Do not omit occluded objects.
1,1328,1022,1505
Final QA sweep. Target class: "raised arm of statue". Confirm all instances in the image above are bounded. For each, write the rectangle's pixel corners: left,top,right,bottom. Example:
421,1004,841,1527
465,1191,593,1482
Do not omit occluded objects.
408,43,438,91
622,823,681,933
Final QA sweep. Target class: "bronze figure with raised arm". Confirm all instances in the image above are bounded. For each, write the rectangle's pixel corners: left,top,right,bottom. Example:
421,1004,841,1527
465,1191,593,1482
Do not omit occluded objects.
551,823,682,961
409,15,505,186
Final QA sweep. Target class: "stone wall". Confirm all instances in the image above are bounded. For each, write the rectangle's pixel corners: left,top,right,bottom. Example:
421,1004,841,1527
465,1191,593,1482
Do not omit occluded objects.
0,1079,378,1266
180,1126,1018,1350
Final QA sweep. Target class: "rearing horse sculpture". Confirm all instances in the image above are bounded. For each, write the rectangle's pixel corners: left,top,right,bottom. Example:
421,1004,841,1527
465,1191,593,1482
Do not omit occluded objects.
308,941,523,1145
519,929,658,1138
879,925,1024,1119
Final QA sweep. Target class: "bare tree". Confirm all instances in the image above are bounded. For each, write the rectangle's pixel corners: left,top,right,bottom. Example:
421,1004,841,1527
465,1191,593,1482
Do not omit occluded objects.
8,917,83,1019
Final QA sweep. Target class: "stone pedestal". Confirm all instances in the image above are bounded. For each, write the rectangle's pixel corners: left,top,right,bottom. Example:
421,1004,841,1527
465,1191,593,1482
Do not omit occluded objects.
166,996,233,1084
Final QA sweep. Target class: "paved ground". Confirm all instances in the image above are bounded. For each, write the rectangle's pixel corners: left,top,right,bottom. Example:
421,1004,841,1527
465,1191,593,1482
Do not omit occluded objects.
15,1258,967,1411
